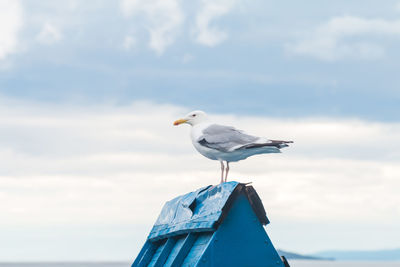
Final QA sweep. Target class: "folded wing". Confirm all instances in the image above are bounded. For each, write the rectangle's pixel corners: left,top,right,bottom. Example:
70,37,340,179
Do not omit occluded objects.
198,124,292,152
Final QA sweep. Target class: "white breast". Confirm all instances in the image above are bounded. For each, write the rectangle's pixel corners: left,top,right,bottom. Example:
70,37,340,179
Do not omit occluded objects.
190,122,219,160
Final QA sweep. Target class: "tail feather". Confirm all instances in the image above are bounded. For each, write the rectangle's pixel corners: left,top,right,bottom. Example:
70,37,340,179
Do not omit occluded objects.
241,140,293,150
270,139,293,144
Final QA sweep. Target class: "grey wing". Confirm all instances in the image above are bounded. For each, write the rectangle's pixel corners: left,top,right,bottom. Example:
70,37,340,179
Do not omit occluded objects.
197,124,259,152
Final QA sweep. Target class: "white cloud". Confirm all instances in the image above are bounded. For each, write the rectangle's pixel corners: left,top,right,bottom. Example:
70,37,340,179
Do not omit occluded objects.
286,16,400,61
119,0,238,52
36,23,63,45
1,99,400,258
193,0,236,46
0,0,23,60
120,0,184,54
0,99,399,224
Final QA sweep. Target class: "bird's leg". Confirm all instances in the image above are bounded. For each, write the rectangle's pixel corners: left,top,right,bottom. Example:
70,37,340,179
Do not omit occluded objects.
220,161,225,184
224,162,230,182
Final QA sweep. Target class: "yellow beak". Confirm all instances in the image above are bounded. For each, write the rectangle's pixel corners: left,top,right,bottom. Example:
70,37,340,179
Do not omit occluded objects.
173,118,188,126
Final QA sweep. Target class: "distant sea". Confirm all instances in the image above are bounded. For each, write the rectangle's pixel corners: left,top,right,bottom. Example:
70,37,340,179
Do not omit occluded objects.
1,261,400,267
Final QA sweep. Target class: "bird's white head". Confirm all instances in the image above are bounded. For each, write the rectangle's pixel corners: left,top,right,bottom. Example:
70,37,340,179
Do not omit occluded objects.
173,110,208,126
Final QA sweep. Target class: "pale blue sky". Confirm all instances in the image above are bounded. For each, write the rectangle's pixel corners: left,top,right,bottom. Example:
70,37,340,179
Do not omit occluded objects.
1,0,400,120
0,0,400,262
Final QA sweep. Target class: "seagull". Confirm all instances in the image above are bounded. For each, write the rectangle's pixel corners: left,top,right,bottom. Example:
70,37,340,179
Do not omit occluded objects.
173,110,293,184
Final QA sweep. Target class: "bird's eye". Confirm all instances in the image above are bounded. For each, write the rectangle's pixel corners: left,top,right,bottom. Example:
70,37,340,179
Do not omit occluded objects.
192,114,196,117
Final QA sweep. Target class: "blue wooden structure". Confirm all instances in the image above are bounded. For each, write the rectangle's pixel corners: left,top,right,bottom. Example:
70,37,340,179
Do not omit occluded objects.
132,181,289,267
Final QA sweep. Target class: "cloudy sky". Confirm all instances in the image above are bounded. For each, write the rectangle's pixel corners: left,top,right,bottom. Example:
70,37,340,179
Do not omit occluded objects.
0,0,399,262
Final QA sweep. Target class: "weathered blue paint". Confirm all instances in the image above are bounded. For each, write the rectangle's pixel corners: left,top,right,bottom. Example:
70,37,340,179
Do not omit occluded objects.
132,181,288,267
197,193,283,266
154,238,176,267
149,182,239,241
133,240,156,267
166,233,197,267
163,235,188,267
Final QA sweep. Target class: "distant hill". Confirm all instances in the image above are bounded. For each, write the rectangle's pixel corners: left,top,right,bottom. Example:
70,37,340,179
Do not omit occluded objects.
314,248,400,261
277,249,333,261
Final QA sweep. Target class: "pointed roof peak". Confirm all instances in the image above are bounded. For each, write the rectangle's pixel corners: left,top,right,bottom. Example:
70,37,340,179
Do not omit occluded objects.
149,181,269,241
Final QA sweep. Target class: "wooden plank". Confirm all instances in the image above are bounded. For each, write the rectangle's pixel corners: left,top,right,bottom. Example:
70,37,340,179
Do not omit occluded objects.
164,235,187,267
147,240,166,267
131,241,152,267
170,233,197,267
181,232,213,266
154,238,176,267
136,242,156,267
